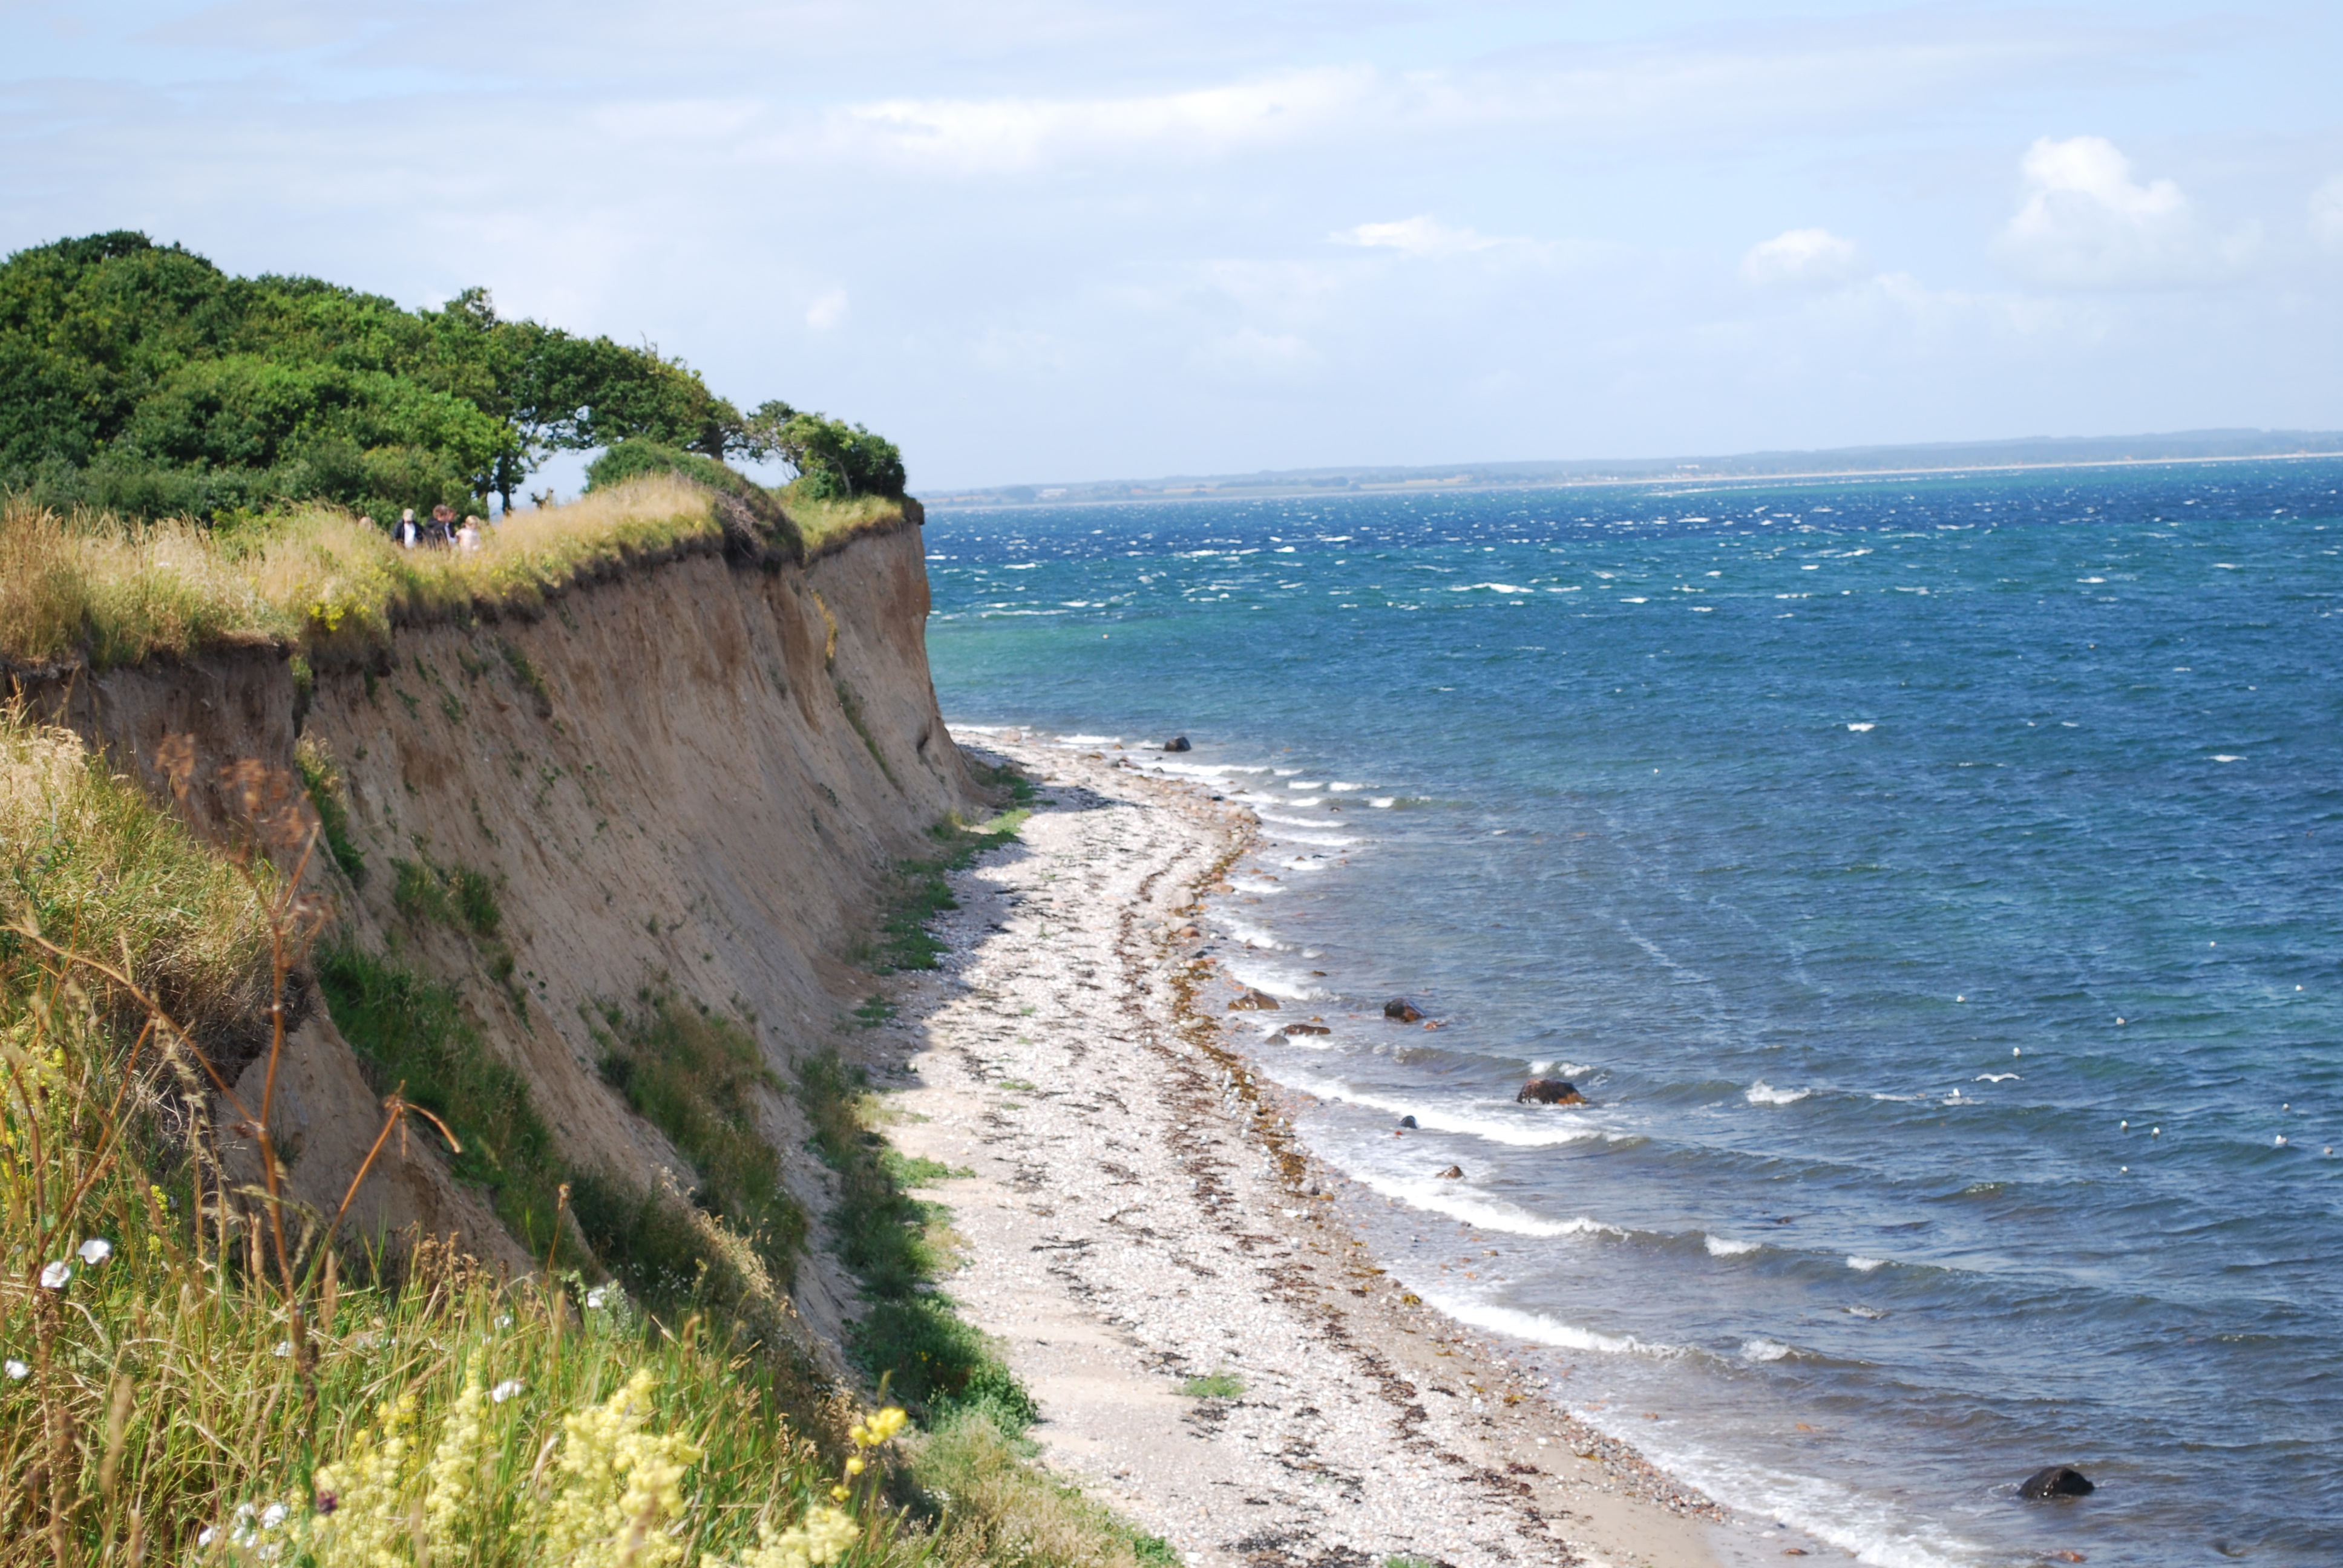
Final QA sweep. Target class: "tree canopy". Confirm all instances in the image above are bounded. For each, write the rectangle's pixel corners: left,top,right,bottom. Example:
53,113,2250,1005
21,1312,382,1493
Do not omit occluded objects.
0,231,902,522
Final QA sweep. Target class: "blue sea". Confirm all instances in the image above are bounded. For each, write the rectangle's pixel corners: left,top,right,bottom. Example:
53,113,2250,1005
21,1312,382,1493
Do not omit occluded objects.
920,460,2343,1567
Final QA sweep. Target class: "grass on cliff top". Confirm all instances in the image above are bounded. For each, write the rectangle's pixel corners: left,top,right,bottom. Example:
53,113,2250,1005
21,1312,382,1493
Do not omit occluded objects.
0,472,916,670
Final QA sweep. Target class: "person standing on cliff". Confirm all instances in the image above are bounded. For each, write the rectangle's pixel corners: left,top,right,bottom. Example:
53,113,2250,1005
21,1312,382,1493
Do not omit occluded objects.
398,508,419,548
456,515,482,554
429,503,457,547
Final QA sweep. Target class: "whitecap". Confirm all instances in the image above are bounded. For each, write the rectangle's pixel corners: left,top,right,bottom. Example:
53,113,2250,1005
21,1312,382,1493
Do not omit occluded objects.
1286,1076,1602,1148
1620,596,1650,604
1746,1082,1810,1106
1347,1169,1613,1234
1273,831,1360,848
1740,1338,1795,1362
2212,754,2243,763
1368,797,1397,809
1449,583,1534,594
1705,1235,1760,1258
1327,782,1366,792
1847,1256,1887,1272
1845,1305,1889,1320
1217,964,1322,1001
1213,916,1288,950
1059,733,1119,746
1288,780,1325,789
1846,722,1875,733
1407,1289,1677,1357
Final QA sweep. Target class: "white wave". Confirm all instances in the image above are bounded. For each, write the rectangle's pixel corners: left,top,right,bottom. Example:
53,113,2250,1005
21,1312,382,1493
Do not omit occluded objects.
1408,1288,1679,1357
1746,1082,1810,1106
1058,733,1119,745
1346,1169,1608,1235
1213,916,1288,949
1275,855,1331,872
1740,1338,1795,1362
1547,586,1582,592
1288,780,1325,789
1228,878,1286,895
1847,1256,1887,1272
1705,1236,1761,1258
1449,583,1534,593
1846,722,1876,732
1620,596,1650,603
1217,963,1322,1001
1271,831,1360,848
1254,811,1331,829
1286,1077,1603,1147
2212,754,2243,763
1528,1061,1595,1078
1368,797,1397,809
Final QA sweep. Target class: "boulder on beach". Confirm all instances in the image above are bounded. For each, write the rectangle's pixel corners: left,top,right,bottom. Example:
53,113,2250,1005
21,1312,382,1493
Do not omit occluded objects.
1281,1022,1331,1036
1163,735,1193,752
1518,1078,1587,1106
1384,998,1424,1022
2017,1466,2096,1500
1436,1165,1464,1179
1228,988,1282,1011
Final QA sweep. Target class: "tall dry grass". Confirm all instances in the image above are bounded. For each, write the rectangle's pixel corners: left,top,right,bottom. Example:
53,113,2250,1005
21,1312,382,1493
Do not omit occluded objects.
0,710,1164,1568
0,475,727,671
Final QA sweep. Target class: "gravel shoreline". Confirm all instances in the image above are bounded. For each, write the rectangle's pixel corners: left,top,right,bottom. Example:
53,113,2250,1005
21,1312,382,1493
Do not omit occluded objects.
863,734,1835,1568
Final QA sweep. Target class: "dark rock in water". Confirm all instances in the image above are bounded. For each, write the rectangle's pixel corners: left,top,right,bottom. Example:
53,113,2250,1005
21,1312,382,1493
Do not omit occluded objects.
1228,988,1282,1011
1398,1115,1418,1129
1164,736,1193,752
1384,998,1424,1023
1436,1165,1464,1179
1517,1079,1587,1106
2018,1466,2096,1500
1281,1022,1331,1036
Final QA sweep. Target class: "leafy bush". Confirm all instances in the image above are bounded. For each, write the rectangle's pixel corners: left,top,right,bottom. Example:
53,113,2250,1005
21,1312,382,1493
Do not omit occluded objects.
0,231,831,520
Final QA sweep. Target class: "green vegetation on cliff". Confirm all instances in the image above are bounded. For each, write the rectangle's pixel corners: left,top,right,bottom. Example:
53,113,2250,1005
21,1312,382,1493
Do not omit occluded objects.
0,231,906,524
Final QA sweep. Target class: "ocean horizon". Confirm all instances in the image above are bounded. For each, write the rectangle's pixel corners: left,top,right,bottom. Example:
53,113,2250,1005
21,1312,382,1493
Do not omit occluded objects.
923,457,2343,1567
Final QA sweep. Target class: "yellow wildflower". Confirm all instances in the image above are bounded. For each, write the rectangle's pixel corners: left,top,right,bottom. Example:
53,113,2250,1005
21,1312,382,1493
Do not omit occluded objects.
717,1504,860,1568
540,1368,701,1568
310,1393,419,1568
422,1374,490,1555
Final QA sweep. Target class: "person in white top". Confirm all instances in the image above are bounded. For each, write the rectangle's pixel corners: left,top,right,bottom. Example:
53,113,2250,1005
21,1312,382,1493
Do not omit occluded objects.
398,508,419,548
456,517,482,554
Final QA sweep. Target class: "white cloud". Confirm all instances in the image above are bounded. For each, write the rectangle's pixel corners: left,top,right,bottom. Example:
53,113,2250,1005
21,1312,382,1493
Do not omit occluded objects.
1332,216,1505,258
1741,227,1866,288
1994,135,2254,288
2311,177,2343,252
805,287,849,331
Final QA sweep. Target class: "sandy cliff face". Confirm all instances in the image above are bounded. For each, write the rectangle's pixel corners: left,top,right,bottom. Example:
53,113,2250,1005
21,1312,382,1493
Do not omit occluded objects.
33,518,975,1299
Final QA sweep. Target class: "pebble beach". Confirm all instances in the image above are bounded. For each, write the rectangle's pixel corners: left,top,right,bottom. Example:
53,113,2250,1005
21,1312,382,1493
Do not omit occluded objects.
863,735,1824,1568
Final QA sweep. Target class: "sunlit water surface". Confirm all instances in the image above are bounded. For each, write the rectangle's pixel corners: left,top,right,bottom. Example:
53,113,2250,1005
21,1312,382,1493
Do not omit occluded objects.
922,462,2343,1567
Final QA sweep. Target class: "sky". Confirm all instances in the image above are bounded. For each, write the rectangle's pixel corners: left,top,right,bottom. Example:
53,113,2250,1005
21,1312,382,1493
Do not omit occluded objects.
6,1,2343,490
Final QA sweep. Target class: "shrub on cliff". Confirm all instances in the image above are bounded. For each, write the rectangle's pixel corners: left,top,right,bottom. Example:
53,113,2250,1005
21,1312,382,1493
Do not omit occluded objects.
0,231,906,521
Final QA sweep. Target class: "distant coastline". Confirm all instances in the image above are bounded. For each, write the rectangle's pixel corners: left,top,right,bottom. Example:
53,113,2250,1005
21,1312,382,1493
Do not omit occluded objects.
926,427,2343,509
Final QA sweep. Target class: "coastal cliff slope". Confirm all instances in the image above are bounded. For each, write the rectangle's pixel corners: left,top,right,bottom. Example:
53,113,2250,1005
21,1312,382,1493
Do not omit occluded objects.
25,513,978,1318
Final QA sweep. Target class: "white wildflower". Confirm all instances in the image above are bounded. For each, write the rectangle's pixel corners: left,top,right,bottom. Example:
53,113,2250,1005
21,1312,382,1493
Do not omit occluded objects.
492,1379,524,1403
586,1286,609,1309
38,1261,70,1290
273,1339,293,1357
78,1237,114,1266
261,1501,288,1528
3,1360,27,1380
